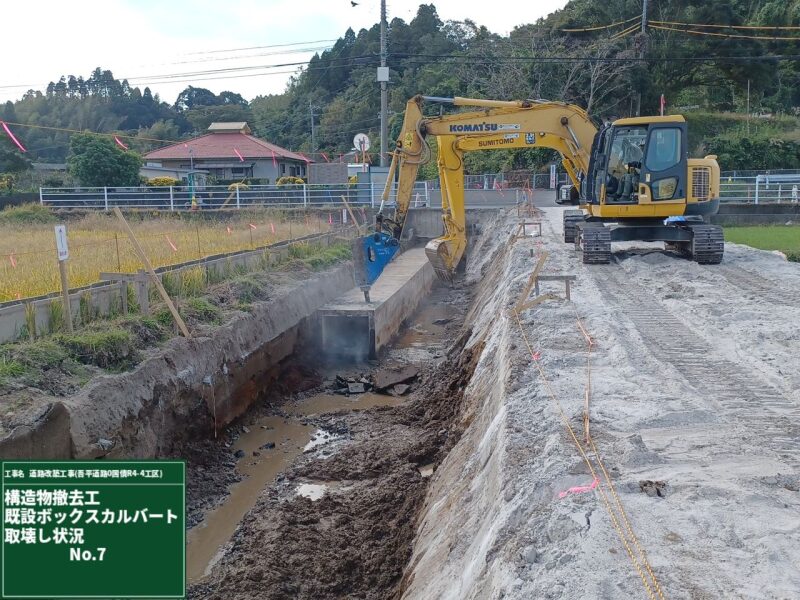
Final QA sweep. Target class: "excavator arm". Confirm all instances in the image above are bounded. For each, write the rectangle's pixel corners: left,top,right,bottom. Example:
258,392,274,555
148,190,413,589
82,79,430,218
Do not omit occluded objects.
382,95,598,280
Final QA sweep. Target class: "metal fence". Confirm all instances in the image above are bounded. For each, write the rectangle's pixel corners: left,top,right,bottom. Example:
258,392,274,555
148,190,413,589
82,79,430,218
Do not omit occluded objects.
40,182,430,211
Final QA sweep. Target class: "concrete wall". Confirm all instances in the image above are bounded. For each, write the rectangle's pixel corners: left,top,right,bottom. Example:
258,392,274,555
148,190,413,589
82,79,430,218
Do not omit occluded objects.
0,228,356,344
0,262,357,460
712,202,800,226
428,188,519,209
405,208,492,239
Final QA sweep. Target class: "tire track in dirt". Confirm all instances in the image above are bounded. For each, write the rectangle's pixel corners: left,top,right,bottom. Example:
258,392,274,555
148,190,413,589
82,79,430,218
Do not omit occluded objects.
592,264,800,467
715,264,800,308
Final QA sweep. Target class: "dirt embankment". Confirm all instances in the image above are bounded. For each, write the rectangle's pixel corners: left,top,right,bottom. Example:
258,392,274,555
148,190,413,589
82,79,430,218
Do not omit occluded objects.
0,262,356,460
400,208,800,600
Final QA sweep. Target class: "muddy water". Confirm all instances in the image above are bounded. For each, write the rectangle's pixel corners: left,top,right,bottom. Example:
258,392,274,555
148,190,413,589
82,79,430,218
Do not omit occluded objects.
186,391,406,583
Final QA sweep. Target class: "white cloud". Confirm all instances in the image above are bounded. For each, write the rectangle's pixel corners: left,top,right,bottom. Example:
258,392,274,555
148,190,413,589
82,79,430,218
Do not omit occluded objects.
0,0,568,105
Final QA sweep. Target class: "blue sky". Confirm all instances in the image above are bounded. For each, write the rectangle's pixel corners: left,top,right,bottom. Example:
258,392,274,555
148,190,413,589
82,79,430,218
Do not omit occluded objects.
1,0,568,104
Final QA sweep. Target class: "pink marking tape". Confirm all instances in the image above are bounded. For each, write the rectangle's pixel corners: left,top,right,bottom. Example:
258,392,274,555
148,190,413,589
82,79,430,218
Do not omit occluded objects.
165,235,178,252
114,136,129,150
271,149,277,167
321,152,330,162
1,121,27,153
233,148,245,162
249,223,257,230
226,226,232,235
559,477,599,499
270,222,275,234
328,213,333,225
9,253,17,268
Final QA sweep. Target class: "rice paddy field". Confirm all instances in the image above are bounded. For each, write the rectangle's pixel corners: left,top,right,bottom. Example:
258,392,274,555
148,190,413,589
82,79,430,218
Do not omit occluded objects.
0,205,343,302
725,225,800,261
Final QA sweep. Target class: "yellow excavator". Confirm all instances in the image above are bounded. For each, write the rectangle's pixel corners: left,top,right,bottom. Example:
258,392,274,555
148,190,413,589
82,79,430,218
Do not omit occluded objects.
364,95,722,282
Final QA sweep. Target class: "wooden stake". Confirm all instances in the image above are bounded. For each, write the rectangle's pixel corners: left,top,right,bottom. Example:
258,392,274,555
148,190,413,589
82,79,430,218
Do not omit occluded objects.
58,259,74,333
113,207,191,338
340,195,364,235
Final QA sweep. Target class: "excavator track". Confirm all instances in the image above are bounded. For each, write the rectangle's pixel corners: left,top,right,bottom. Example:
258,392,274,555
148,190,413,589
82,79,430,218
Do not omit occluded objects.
687,223,724,264
576,224,611,264
562,210,584,244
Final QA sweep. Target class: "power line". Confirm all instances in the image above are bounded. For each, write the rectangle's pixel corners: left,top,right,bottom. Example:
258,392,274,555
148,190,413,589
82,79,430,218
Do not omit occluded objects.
559,15,639,32
650,20,800,31
185,39,338,55
649,24,800,41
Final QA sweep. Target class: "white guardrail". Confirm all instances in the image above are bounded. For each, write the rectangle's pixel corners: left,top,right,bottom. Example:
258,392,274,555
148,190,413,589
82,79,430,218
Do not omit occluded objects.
40,173,800,208
40,182,431,211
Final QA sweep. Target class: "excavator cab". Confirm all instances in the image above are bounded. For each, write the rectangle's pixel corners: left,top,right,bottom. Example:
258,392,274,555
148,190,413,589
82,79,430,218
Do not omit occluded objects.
585,119,687,207
566,115,722,265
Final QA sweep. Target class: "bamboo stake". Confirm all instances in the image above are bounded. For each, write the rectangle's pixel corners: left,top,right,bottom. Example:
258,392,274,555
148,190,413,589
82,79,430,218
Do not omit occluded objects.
113,208,191,338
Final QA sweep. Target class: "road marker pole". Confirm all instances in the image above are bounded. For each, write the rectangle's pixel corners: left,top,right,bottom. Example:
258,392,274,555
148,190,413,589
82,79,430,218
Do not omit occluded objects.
55,224,74,333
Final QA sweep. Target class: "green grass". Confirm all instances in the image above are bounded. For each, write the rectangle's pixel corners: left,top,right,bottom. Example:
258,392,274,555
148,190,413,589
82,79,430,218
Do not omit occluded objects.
0,203,56,225
725,226,800,261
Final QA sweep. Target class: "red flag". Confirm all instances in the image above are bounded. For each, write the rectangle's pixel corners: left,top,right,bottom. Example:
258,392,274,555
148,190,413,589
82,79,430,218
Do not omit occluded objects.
233,148,245,162
0,121,27,153
321,152,330,162
114,135,129,150
271,149,277,167
165,235,178,252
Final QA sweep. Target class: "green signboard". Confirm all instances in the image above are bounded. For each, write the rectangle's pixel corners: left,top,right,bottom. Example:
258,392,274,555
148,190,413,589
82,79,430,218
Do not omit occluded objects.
1,460,185,598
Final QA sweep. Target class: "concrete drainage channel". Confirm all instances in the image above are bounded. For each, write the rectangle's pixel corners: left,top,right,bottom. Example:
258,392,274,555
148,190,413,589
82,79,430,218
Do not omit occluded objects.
185,271,483,598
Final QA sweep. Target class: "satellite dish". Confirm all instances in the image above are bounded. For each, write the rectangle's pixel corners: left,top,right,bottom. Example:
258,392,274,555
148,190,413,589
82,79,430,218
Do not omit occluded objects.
353,133,371,152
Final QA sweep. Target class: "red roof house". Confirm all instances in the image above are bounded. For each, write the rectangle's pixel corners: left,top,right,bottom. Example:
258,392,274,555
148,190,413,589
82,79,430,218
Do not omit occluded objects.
143,122,311,183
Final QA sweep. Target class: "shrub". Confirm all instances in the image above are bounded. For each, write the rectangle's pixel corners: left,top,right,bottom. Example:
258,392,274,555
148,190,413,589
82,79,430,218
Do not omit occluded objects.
276,176,304,186
0,203,55,224
148,177,181,187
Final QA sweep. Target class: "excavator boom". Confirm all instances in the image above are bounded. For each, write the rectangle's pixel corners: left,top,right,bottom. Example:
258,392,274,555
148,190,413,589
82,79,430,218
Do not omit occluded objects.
386,95,597,279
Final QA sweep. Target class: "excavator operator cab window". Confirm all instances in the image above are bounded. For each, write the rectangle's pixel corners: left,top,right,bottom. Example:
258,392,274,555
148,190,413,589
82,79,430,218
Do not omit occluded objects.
604,126,646,203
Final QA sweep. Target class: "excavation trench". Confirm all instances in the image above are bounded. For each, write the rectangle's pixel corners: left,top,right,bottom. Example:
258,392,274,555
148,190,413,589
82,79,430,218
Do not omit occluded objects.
184,277,480,599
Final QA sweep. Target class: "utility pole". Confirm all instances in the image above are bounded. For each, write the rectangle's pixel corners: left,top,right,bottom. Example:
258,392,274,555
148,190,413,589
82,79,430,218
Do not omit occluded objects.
635,0,649,116
379,0,389,167
309,101,317,153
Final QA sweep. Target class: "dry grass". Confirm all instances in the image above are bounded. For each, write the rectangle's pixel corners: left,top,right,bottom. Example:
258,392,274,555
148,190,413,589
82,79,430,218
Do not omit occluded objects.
0,208,334,302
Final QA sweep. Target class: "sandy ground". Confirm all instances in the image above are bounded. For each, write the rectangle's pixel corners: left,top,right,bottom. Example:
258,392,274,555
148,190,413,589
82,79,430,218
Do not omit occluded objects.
401,208,800,600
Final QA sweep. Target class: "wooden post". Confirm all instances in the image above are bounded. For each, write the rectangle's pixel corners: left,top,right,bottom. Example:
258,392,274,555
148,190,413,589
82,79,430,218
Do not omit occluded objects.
114,233,122,272
340,195,364,235
113,208,190,338
58,260,73,333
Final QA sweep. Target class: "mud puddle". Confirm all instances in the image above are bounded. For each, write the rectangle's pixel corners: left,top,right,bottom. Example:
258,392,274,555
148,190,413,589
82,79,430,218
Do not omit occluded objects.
187,391,406,583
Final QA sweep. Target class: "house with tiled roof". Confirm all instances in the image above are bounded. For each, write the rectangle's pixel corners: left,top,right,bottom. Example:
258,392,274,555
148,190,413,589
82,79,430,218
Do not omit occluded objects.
143,122,312,183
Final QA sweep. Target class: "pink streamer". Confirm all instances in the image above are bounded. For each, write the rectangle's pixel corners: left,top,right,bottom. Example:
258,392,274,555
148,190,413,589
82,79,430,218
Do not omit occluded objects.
226,226,232,235
299,152,310,163
9,252,17,268
165,235,178,252
249,223,257,230
233,148,245,162
559,477,599,499
270,222,275,234
328,213,332,225
271,149,277,167
321,152,330,162
1,121,27,153
114,136,129,150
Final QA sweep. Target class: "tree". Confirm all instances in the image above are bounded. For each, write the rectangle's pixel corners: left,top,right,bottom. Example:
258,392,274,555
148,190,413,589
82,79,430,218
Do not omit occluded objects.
67,133,141,186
